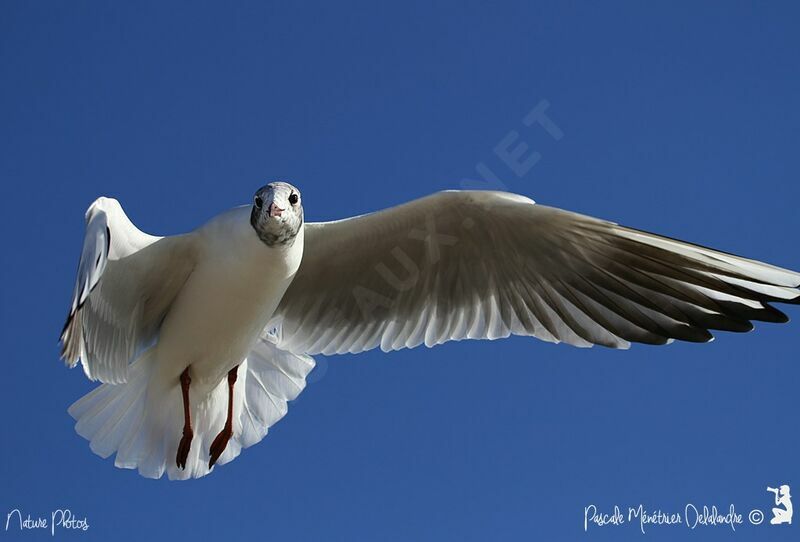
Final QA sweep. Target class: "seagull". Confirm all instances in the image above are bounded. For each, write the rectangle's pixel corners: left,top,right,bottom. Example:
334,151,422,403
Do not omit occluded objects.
60,182,800,479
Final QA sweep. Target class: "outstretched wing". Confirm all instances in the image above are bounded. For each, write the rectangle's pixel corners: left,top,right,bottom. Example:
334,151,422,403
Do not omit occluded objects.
60,197,197,383
271,190,800,355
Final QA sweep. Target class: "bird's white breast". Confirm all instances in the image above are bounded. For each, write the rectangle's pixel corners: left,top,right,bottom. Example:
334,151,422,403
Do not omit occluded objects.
154,207,304,392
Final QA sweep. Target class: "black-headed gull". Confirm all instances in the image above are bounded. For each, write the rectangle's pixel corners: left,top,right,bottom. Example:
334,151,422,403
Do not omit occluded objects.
60,183,800,479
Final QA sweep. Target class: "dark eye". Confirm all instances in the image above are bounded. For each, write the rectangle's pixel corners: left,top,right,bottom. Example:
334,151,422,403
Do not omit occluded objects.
288,193,299,205
254,196,263,208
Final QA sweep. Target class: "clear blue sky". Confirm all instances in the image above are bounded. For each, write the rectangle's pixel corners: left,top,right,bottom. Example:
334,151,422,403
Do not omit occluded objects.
1,1,798,541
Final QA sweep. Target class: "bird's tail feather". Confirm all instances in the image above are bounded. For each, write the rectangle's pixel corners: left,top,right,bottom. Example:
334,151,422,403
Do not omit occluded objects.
68,337,315,480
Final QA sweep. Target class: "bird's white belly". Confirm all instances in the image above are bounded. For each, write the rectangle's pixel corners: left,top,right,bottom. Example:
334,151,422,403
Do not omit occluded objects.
154,256,294,394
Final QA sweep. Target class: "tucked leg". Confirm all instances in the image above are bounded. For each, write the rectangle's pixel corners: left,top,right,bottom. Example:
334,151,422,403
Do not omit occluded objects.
176,367,193,470
209,365,238,468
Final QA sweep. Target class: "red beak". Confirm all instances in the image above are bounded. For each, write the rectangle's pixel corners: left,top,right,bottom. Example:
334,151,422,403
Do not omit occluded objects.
268,203,284,217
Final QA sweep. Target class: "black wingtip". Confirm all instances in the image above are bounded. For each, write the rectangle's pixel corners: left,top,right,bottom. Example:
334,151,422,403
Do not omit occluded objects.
59,312,73,343
762,304,790,324
716,301,789,324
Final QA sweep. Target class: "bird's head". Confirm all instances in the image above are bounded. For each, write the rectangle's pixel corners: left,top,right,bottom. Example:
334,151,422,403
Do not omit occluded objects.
250,181,304,247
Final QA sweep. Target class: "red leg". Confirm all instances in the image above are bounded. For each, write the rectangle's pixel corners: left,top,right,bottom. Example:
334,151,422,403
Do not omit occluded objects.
176,367,193,470
209,366,238,468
